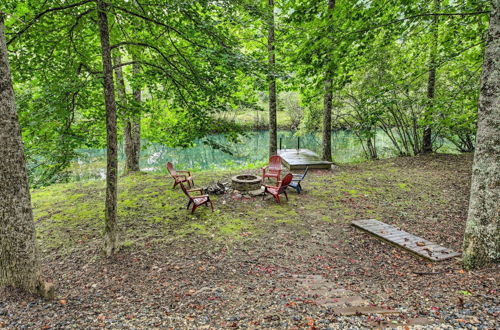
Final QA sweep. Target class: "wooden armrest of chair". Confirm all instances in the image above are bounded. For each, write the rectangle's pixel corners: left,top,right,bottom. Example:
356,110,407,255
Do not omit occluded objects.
177,170,191,175
188,188,204,194
193,194,209,199
175,174,187,180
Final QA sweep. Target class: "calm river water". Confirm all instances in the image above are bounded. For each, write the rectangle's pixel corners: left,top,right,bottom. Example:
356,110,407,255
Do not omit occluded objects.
71,130,458,181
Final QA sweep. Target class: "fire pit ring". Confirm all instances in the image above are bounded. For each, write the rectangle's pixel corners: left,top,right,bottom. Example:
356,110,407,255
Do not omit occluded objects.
231,174,262,192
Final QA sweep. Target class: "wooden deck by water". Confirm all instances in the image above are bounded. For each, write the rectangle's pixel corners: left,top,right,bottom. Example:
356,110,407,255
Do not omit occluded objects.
352,219,461,261
278,149,333,170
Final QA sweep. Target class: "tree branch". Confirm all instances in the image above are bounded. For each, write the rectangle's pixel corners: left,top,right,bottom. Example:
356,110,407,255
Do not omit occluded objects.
109,4,207,49
349,11,489,35
110,41,198,84
112,60,139,70
68,8,96,59
7,0,94,45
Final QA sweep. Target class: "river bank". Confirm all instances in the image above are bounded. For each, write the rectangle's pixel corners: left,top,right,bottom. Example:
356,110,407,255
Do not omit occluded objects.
68,129,460,183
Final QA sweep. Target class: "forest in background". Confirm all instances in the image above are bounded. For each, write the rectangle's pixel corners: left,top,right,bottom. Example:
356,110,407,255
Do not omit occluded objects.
0,0,490,187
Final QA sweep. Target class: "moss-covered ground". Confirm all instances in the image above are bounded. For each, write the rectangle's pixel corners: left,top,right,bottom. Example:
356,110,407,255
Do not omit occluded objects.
2,153,498,328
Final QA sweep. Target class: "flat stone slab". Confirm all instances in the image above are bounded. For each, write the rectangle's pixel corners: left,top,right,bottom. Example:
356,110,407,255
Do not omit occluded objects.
290,275,369,307
352,219,461,261
368,317,437,328
317,296,371,307
288,274,407,318
248,187,264,196
333,306,400,316
278,149,332,170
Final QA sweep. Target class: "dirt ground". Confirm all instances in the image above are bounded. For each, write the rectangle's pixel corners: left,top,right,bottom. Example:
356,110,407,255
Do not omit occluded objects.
1,153,498,329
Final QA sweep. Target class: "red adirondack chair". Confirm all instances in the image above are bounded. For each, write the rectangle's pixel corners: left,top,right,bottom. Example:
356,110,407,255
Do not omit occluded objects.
179,183,214,214
166,162,193,188
262,155,283,184
263,173,293,203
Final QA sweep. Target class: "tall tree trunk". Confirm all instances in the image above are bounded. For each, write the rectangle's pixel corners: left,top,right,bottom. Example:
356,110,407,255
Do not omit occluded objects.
423,0,441,153
462,0,500,269
114,55,126,102
322,0,335,162
0,14,53,298
113,55,128,169
322,78,333,161
97,0,119,256
115,55,141,174
129,61,141,172
268,0,277,157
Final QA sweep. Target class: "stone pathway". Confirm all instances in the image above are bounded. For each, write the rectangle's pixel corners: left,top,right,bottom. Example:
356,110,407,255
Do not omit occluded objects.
291,274,397,316
289,274,436,328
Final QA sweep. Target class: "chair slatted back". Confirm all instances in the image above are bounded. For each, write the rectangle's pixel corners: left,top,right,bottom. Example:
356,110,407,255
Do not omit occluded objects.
166,162,177,177
269,156,282,171
302,166,309,179
278,173,293,193
179,182,190,198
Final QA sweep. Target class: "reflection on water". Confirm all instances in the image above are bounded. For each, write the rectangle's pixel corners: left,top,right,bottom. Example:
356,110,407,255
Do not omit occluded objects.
70,130,458,181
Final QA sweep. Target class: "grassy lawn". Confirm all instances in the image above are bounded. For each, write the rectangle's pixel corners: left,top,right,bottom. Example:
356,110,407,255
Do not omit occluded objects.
32,154,469,255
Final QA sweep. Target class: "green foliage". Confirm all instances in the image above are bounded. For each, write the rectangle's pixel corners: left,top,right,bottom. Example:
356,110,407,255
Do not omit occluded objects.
0,0,490,187
283,0,488,157
3,0,256,186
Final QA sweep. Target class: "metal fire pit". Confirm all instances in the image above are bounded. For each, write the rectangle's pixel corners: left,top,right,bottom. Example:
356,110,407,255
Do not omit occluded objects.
231,174,262,192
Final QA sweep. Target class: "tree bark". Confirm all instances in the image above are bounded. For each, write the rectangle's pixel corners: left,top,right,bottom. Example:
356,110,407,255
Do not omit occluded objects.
462,0,500,269
322,0,335,161
97,0,119,256
268,0,277,157
114,55,140,174
0,14,53,298
322,78,333,161
129,61,141,172
423,0,441,153
113,55,127,163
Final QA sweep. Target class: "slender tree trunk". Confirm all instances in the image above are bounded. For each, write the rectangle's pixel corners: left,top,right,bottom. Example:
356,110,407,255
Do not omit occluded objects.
367,136,377,160
268,0,277,157
97,0,119,256
0,14,53,298
462,0,500,269
322,78,333,161
114,55,140,174
423,0,440,153
114,55,126,102
322,0,335,162
129,61,141,172
126,4,141,173
113,55,128,173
